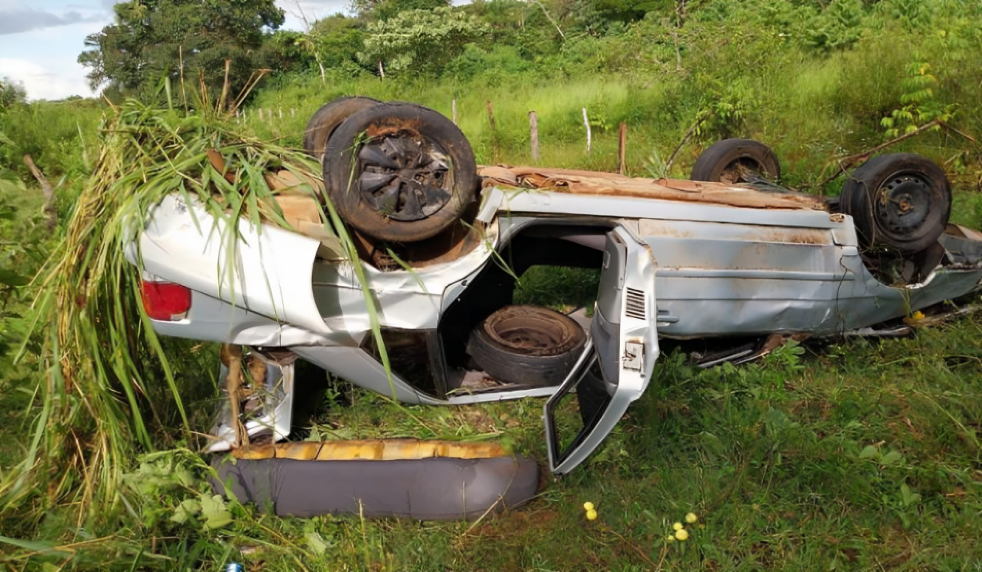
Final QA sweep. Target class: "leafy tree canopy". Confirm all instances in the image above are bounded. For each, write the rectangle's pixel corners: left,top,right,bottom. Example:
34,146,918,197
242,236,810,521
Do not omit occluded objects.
78,0,285,102
358,6,488,76
310,14,368,71
350,0,450,22
0,77,27,109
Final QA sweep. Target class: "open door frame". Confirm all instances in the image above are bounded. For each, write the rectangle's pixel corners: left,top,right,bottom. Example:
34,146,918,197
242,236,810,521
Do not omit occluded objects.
545,226,658,474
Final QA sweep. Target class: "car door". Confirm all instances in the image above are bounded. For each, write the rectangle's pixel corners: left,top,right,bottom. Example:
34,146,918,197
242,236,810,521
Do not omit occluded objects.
544,226,658,474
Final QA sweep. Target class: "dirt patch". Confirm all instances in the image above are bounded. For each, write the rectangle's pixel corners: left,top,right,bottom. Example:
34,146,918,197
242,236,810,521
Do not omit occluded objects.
465,506,559,542
454,406,500,433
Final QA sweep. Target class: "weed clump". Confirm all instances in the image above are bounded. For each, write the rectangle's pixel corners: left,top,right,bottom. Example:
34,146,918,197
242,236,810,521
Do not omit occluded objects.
0,100,331,528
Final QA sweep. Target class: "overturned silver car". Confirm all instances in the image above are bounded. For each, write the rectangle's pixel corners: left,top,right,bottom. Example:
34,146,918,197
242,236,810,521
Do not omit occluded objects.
128,99,982,474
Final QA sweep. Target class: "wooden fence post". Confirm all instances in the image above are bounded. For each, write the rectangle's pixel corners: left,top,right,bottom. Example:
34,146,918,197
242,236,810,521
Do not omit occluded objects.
486,100,497,131
258,108,263,121
487,100,499,161
23,154,56,230
618,122,627,175
452,99,458,124
529,111,540,162
278,106,282,119
582,108,591,153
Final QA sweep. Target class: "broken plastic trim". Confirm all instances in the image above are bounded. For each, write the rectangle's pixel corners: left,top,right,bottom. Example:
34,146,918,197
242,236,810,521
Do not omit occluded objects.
206,352,294,453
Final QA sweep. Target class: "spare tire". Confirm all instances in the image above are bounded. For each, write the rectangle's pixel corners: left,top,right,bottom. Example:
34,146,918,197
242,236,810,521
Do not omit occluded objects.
691,139,781,184
467,305,587,387
840,153,951,254
323,103,478,243
303,96,380,162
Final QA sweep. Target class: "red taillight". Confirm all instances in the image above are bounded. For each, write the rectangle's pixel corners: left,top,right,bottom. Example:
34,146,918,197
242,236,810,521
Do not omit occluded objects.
140,280,192,321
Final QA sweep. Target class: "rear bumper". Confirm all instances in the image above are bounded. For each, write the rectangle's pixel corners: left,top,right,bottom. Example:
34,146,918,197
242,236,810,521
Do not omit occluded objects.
212,454,540,520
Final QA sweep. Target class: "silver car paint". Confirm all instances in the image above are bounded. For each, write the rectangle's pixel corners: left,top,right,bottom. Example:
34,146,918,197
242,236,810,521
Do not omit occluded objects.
134,188,982,469
136,189,982,397
545,225,659,473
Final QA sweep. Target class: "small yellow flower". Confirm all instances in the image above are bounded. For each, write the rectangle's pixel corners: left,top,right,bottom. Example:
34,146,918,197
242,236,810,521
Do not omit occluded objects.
672,522,683,531
685,512,698,524
666,535,675,542
586,509,598,521
912,311,925,321
583,502,594,511
674,528,689,541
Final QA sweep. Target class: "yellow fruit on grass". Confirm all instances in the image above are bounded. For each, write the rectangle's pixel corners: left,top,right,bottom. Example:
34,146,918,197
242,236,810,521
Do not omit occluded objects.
672,522,683,531
675,529,689,541
586,509,598,521
685,512,698,523
583,502,594,511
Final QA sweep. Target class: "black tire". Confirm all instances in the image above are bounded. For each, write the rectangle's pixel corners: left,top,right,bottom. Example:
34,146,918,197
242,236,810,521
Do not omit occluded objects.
324,103,478,243
691,139,781,184
303,96,380,161
467,305,587,387
840,153,951,254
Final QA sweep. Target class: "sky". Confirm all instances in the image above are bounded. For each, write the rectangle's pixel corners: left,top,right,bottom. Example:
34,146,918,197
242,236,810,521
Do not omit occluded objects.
0,0,350,101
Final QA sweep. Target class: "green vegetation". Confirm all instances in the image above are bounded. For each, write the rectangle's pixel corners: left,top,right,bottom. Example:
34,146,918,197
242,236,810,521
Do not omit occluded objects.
1,100,336,517
79,0,288,101
1,0,982,569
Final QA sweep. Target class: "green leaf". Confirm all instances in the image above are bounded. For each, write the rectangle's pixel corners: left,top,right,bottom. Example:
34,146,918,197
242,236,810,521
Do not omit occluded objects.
306,531,330,555
881,450,903,465
170,498,201,524
859,445,879,459
899,483,921,507
200,493,232,530
173,465,196,488
0,268,30,287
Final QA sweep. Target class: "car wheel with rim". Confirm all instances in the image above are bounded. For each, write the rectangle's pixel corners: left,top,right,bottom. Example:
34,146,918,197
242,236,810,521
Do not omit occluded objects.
691,138,781,184
467,305,587,388
323,103,478,243
840,153,951,254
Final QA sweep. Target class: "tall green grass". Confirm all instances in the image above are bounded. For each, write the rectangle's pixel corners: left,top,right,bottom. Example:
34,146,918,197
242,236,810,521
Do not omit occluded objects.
0,99,345,529
0,99,102,178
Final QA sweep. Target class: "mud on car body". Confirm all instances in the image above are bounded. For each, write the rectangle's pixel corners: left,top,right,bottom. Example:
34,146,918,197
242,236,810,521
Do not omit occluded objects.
128,101,982,474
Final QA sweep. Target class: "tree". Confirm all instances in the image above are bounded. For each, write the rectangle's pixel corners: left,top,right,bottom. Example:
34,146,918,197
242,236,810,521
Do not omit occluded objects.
0,77,27,109
351,0,450,22
359,7,489,76
78,0,285,103
260,30,316,77
310,14,368,73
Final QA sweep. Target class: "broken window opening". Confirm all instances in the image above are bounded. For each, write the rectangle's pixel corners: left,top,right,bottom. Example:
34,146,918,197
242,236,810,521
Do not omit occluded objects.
437,222,611,395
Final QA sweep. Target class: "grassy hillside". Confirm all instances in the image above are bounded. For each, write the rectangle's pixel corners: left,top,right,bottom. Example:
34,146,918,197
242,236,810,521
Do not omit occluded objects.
239,5,982,204
239,43,982,228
